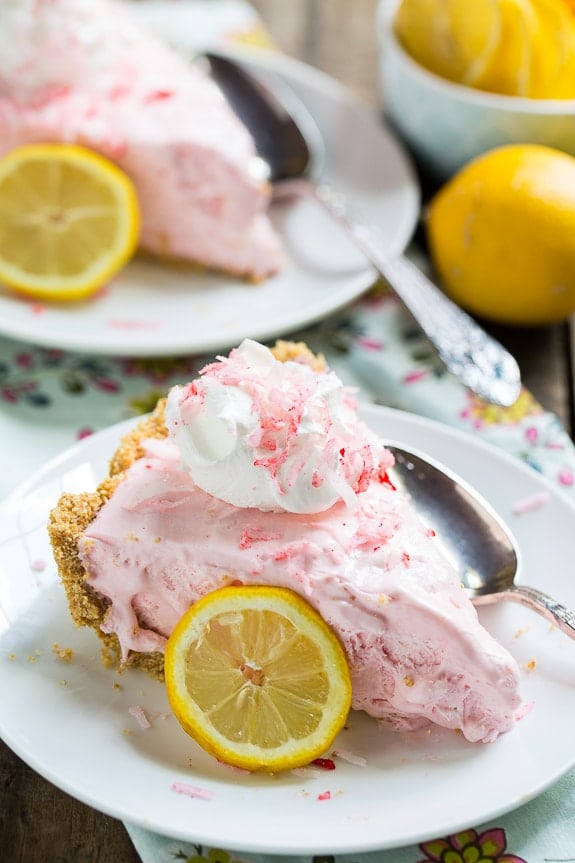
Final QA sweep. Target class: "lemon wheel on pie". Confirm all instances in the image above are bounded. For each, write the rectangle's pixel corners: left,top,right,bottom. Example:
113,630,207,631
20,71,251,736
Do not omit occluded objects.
164,585,352,773
0,143,140,301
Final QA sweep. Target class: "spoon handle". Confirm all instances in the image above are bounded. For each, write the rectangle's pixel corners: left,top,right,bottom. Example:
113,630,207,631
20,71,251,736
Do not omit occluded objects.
312,183,521,408
474,584,575,640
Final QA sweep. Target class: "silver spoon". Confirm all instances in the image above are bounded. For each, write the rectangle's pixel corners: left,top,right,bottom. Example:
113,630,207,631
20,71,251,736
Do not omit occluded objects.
386,441,575,639
204,51,522,408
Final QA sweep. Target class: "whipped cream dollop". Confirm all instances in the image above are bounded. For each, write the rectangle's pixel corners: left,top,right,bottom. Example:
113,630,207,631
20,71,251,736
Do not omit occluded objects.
165,339,394,513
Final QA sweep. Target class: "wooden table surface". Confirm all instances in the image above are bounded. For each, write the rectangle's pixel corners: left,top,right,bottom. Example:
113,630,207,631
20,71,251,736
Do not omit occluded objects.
2,2,574,861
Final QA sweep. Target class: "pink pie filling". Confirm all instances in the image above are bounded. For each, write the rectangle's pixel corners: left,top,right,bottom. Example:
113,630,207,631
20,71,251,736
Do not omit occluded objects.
79,436,522,744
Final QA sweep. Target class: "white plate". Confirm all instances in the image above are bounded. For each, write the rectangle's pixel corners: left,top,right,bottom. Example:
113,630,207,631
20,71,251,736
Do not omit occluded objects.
1,405,575,853
0,49,419,357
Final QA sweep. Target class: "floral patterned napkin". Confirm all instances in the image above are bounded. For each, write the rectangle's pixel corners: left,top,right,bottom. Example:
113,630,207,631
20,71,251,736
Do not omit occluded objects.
0,2,574,862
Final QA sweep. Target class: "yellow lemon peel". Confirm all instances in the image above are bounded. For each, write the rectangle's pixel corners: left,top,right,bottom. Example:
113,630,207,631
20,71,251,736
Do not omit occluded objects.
427,143,575,325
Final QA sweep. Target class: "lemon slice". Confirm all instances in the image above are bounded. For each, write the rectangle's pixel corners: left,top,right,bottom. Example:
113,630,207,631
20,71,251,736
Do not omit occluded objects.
0,144,140,301
533,0,575,98
164,585,352,772
394,0,502,86
555,34,575,99
474,0,537,96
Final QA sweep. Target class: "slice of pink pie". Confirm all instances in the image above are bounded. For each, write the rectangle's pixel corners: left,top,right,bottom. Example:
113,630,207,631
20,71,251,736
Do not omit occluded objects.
0,0,282,280
49,340,523,745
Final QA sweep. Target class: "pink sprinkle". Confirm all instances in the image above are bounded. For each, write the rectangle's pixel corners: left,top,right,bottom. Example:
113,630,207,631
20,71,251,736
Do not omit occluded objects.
333,749,367,768
558,469,574,487
181,380,202,404
31,559,47,572
171,782,214,801
403,369,428,384
239,527,280,549
107,319,164,330
128,705,151,729
253,455,280,469
512,491,551,515
145,89,174,102
311,757,336,771
31,303,46,315
76,428,93,441
356,336,383,351
317,790,332,801
525,426,539,443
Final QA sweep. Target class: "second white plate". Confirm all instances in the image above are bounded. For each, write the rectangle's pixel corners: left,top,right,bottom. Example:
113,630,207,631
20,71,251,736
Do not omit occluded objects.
0,49,419,357
1,406,574,853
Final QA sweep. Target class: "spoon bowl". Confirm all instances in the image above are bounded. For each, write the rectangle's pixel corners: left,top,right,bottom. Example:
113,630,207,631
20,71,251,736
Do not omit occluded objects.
204,51,522,407
386,441,575,639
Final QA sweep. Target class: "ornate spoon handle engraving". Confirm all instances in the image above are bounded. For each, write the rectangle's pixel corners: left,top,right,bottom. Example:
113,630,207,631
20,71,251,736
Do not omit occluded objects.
474,584,575,640
314,183,521,407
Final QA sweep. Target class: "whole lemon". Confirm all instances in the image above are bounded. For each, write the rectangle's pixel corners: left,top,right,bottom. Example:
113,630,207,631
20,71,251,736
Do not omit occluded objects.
426,143,575,325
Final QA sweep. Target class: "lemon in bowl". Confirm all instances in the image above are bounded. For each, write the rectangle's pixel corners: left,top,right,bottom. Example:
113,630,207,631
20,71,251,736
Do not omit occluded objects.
377,0,575,182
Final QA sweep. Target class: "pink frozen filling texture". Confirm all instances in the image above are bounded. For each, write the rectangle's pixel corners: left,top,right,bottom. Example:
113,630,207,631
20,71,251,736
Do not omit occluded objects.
79,436,522,744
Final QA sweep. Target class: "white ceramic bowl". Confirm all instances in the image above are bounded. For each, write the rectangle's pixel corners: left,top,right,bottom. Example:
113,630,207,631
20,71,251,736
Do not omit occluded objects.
377,0,575,182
